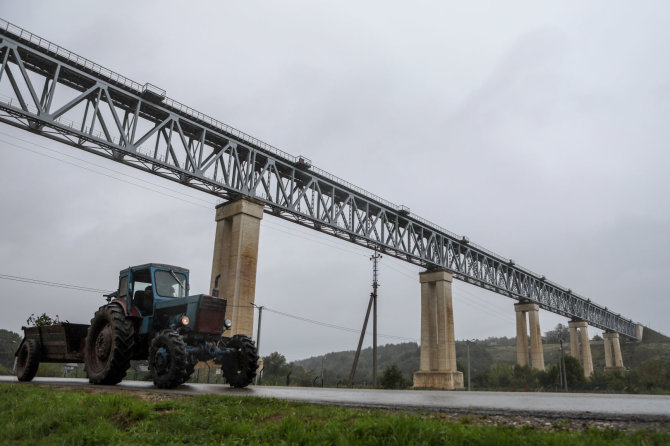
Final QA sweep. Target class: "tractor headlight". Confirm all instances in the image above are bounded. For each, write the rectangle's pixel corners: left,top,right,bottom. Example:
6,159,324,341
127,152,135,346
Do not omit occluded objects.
180,315,190,326
224,319,232,329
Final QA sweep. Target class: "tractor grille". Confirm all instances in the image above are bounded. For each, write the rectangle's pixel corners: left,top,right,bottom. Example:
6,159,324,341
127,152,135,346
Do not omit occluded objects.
196,295,227,334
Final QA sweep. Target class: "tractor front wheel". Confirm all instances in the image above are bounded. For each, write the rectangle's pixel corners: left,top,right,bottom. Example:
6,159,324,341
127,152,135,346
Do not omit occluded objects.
149,329,189,389
16,339,40,382
84,303,134,385
221,334,259,388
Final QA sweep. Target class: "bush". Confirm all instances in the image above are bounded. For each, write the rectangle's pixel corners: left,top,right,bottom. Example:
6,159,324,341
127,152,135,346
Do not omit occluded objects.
563,355,586,387
0,330,21,370
379,364,409,389
630,359,670,392
487,363,514,388
26,313,67,327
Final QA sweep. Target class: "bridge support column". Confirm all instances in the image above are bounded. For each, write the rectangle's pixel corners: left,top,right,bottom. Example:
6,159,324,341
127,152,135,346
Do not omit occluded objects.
603,332,625,372
413,270,463,390
635,323,644,342
569,323,580,358
514,303,544,370
568,321,593,377
210,197,264,337
514,305,529,367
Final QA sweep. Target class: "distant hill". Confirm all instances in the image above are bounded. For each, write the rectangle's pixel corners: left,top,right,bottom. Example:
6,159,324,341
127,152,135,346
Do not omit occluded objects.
292,327,670,386
0,329,20,371
293,338,501,386
641,327,670,344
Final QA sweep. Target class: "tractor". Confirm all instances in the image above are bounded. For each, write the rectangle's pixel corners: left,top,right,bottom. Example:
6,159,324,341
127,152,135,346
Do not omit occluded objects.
15,263,258,389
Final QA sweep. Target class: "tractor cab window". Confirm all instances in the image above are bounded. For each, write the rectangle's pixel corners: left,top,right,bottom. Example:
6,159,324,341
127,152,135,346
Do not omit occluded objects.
131,269,153,315
118,276,128,298
155,270,187,298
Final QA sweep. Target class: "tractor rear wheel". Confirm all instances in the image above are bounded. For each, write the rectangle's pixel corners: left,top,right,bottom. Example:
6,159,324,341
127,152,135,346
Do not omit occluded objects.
84,303,135,385
221,334,258,388
16,339,40,382
149,329,189,389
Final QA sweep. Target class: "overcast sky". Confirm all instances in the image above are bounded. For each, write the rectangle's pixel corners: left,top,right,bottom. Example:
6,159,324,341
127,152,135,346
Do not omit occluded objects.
1,1,668,362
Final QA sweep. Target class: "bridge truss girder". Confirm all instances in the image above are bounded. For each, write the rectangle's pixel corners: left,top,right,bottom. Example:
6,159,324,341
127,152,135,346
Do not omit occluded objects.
0,23,637,339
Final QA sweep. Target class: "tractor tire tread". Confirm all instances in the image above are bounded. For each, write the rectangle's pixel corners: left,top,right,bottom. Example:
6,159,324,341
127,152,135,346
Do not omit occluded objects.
84,303,135,385
149,329,189,389
223,334,259,388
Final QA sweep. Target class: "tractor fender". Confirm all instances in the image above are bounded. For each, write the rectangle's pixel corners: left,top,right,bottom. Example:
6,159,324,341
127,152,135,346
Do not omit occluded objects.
112,298,141,318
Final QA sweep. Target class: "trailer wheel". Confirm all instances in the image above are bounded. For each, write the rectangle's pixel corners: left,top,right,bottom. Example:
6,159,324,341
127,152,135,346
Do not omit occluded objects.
84,303,134,385
221,334,258,388
16,339,40,382
149,329,189,389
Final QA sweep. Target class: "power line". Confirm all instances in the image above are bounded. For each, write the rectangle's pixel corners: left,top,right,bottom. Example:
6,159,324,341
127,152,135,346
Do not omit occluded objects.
262,219,370,259
0,273,111,294
0,131,216,206
263,306,417,343
1,131,383,261
0,133,375,260
375,256,517,324
0,269,418,342
0,137,216,210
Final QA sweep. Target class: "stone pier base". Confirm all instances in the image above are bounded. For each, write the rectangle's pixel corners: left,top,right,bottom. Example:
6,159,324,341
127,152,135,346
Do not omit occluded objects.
413,371,464,390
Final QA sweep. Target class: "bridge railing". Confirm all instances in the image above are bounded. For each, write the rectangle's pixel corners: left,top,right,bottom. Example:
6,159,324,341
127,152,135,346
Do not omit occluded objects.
0,19,144,92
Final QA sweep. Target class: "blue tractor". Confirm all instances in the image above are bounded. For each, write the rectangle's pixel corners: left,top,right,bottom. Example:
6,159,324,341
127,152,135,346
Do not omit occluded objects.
83,263,258,388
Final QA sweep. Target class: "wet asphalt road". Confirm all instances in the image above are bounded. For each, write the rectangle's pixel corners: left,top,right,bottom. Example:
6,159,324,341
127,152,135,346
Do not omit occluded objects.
1,376,669,421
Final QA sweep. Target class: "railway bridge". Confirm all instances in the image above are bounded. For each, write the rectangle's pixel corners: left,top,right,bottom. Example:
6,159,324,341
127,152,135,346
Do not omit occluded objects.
0,19,641,388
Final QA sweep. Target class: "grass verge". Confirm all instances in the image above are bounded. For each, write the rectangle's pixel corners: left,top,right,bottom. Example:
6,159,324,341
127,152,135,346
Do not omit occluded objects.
0,384,667,445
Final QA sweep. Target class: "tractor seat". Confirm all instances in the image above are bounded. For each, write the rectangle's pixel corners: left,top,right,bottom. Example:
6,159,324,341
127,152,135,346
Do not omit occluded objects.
133,290,152,315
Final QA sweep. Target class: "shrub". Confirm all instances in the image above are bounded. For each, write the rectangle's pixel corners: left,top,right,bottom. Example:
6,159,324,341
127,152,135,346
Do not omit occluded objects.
26,313,67,327
379,364,410,389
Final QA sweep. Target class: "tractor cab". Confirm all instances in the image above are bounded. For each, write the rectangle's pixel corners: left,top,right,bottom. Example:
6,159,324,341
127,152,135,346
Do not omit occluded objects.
117,263,190,316
114,263,229,338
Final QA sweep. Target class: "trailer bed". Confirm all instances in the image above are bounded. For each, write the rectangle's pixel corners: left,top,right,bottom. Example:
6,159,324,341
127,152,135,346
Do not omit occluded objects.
20,323,89,363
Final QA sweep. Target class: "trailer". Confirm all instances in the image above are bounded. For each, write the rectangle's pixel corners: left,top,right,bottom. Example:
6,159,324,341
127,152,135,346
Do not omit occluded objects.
15,323,89,381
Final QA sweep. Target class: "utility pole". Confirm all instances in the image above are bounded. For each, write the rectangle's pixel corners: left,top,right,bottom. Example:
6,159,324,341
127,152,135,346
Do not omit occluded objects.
349,291,373,386
559,338,568,392
466,340,471,391
251,302,263,385
348,248,382,387
371,248,380,388
557,349,564,391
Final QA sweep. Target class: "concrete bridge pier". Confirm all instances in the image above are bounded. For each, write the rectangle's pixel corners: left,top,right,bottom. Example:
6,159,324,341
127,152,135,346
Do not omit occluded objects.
568,320,594,377
210,197,264,337
603,332,625,372
514,303,545,370
413,270,464,389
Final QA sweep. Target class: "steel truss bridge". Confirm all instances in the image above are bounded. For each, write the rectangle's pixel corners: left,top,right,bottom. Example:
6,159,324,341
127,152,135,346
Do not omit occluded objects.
0,19,637,338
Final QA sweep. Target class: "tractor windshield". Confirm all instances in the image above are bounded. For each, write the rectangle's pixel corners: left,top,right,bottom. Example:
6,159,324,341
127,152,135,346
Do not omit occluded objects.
154,270,187,298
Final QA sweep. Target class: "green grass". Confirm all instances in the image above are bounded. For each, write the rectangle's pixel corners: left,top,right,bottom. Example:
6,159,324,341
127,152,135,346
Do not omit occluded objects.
0,384,667,445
